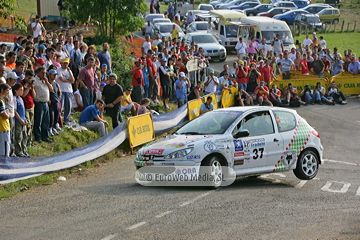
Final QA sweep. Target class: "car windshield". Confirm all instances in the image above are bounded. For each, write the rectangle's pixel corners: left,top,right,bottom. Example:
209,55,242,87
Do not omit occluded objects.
176,111,243,135
153,19,170,24
261,30,294,44
146,15,164,22
200,5,213,10
159,24,181,33
196,23,208,30
307,16,320,23
225,25,239,37
192,34,218,43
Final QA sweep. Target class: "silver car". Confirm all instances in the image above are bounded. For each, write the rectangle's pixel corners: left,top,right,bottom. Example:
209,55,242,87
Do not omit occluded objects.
182,32,227,61
185,21,212,34
142,14,165,35
152,23,185,40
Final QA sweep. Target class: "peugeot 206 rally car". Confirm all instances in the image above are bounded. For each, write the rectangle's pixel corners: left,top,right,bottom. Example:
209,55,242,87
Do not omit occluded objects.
134,107,323,187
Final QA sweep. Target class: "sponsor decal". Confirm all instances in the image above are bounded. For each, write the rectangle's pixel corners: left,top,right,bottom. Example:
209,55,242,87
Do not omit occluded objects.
165,142,185,148
146,162,154,166
187,155,201,160
244,138,265,148
234,140,244,152
204,140,217,152
234,152,244,157
144,149,165,155
234,160,244,165
216,144,225,149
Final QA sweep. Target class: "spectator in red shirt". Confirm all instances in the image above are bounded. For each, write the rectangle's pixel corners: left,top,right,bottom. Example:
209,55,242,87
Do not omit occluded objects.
269,84,282,106
254,81,272,106
260,60,277,86
19,70,36,147
146,50,159,104
235,60,248,91
322,55,331,72
300,53,309,75
130,58,144,104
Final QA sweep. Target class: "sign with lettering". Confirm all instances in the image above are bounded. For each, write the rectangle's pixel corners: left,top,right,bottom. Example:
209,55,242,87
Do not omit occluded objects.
186,59,199,72
128,113,155,148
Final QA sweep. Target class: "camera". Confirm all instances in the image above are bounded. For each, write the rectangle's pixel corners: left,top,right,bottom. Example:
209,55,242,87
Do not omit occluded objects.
31,79,35,84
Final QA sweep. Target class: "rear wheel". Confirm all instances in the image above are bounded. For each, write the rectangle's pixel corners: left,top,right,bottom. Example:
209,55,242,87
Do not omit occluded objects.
333,19,339,24
293,150,319,180
200,156,224,188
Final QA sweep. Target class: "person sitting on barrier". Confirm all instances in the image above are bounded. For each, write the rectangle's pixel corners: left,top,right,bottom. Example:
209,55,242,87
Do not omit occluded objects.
260,59,277,86
218,72,233,94
283,82,306,107
279,52,294,80
311,54,325,77
79,99,108,136
332,55,343,76
137,98,158,115
254,81,272,106
269,84,282,107
313,81,335,105
187,81,202,101
327,81,347,105
121,87,138,116
200,96,214,115
322,55,331,74
347,56,360,75
300,84,314,105
247,62,261,93
236,86,253,106
274,62,282,77
300,53,310,75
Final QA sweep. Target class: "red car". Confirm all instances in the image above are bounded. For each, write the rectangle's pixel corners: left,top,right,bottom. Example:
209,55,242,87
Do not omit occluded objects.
257,7,291,17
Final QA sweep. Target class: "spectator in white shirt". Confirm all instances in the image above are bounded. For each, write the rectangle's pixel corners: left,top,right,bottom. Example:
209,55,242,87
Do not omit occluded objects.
204,69,219,95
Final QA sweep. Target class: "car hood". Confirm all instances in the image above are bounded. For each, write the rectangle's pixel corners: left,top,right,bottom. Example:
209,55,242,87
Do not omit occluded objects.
139,134,217,157
196,42,225,50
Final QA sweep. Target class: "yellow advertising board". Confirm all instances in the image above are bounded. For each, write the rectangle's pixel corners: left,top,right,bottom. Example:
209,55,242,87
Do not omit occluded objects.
270,78,328,93
203,93,218,110
221,86,238,108
127,113,155,148
331,72,360,95
187,98,203,121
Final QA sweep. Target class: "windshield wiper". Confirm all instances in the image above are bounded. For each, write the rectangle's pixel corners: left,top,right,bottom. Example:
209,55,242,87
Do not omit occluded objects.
177,132,199,135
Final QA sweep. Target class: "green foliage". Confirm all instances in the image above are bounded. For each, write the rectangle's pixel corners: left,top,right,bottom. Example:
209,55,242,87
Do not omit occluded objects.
65,0,147,38
0,0,27,32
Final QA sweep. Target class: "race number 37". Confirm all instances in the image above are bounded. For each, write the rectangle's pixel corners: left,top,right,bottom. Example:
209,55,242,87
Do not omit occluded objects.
253,148,264,160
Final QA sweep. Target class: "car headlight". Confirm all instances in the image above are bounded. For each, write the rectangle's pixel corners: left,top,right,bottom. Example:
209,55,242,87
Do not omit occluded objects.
220,49,225,52
165,148,193,159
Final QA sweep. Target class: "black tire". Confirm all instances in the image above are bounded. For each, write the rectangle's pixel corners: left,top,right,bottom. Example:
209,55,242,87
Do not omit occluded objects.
333,19,339,24
219,54,227,62
200,155,224,188
293,150,319,180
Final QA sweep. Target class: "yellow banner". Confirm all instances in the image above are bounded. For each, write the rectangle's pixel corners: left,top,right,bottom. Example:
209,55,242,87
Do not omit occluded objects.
270,78,329,93
203,93,218,110
221,86,238,108
127,113,155,148
331,72,360,95
187,98,203,121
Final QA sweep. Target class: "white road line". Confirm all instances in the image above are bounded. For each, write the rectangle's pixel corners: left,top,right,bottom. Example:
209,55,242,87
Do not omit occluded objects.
101,233,119,240
294,180,308,188
321,181,351,193
323,159,360,166
155,210,173,218
179,190,216,207
127,221,147,230
356,187,360,196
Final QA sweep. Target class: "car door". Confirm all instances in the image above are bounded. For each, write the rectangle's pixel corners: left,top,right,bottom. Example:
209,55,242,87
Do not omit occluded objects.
231,110,284,172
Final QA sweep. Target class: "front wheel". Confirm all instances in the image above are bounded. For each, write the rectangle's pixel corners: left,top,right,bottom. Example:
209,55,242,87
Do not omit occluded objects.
248,13,254,16
200,156,224,188
219,54,227,62
333,19,339,24
293,150,319,180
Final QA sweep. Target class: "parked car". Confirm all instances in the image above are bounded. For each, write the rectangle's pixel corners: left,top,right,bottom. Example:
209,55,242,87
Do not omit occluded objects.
134,107,323,188
302,4,332,14
324,0,341,7
317,7,340,24
274,1,298,10
216,0,243,9
152,18,171,26
185,21,211,33
291,0,309,8
210,0,227,7
228,1,260,10
257,7,291,17
142,14,165,35
244,4,274,16
273,9,309,24
294,13,325,31
214,0,234,8
182,32,227,61
197,4,214,11
152,23,185,40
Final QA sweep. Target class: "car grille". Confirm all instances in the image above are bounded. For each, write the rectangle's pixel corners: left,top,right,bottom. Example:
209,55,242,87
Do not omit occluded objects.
213,50,218,53
207,50,213,53
143,155,165,161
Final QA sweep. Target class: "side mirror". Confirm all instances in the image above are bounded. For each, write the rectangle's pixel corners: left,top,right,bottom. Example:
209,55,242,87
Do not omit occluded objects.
235,129,249,138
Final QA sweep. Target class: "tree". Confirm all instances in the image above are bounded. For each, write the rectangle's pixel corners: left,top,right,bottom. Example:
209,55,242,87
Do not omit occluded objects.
65,0,147,40
0,0,27,32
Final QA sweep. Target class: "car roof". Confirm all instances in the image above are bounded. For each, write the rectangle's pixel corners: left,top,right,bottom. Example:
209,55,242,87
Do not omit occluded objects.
215,106,298,115
186,32,213,36
155,22,176,26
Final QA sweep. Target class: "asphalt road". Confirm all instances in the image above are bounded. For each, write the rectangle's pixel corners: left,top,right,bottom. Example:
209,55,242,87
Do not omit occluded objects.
1,98,360,240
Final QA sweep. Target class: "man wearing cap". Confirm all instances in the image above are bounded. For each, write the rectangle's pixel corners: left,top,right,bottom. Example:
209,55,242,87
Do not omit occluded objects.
102,73,124,129
204,69,219,95
48,69,62,136
34,58,46,75
175,72,190,108
78,57,96,109
235,37,247,60
79,99,108,136
159,57,175,109
33,67,53,143
56,58,74,125
254,81,272,106
130,58,144,104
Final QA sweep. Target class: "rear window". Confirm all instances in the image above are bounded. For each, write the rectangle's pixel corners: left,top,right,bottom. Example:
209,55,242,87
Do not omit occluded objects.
273,111,296,132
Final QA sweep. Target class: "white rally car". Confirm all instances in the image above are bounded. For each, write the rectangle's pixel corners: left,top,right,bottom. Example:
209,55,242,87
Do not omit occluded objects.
134,107,323,187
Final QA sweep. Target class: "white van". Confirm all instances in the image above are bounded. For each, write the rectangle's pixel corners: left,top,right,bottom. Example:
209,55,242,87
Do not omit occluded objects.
207,10,246,50
238,16,296,52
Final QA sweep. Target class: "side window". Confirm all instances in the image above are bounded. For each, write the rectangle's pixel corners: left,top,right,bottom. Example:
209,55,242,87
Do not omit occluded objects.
237,111,275,136
273,110,296,132
325,10,332,14
220,25,224,35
